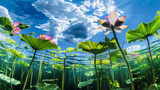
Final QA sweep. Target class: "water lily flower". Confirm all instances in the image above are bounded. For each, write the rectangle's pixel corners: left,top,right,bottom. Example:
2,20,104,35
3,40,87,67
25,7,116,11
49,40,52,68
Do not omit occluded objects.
11,22,22,34
98,10,128,35
37,34,56,43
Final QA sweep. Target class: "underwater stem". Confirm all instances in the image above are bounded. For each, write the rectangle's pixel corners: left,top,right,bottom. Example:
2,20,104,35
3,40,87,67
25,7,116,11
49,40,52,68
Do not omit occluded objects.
108,49,114,90
146,37,155,83
10,56,17,78
22,49,37,90
74,54,80,82
62,54,67,90
111,27,134,90
94,54,100,90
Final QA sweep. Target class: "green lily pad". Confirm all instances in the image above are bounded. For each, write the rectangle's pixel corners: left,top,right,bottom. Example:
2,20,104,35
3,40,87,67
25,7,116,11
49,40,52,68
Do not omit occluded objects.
42,79,58,82
52,58,63,62
0,17,13,31
5,38,16,45
16,60,29,67
91,59,110,65
77,41,108,55
0,73,20,85
7,49,26,58
21,35,58,50
52,64,64,69
99,36,117,49
78,79,94,89
113,80,120,87
35,82,60,90
84,70,95,76
126,16,160,43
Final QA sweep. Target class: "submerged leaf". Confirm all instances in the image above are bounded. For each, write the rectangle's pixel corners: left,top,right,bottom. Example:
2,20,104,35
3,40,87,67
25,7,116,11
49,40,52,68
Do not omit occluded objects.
84,70,95,76
0,73,20,85
16,60,29,66
78,79,94,88
35,82,60,90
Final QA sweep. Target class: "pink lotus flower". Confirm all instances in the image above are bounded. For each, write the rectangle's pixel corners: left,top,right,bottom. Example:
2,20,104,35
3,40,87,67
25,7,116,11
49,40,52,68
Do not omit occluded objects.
129,53,139,59
11,22,22,34
98,11,128,35
37,34,56,43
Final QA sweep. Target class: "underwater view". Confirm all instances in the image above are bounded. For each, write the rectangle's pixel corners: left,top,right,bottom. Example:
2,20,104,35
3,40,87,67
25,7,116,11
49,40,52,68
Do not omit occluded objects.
0,0,160,90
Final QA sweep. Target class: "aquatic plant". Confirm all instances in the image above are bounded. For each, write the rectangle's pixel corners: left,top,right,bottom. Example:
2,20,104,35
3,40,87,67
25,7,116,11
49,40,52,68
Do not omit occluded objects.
126,15,160,84
78,40,109,90
98,10,134,90
21,35,57,90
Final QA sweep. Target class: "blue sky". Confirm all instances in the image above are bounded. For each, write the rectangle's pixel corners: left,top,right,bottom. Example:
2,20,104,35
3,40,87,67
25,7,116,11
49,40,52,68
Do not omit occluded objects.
0,0,160,52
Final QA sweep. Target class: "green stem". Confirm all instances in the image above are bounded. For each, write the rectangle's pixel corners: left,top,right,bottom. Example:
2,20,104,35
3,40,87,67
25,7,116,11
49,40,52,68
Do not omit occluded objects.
22,49,37,90
62,54,66,90
108,50,114,89
146,37,155,83
111,28,134,90
74,55,80,82
94,54,100,90
10,56,17,78
106,39,114,89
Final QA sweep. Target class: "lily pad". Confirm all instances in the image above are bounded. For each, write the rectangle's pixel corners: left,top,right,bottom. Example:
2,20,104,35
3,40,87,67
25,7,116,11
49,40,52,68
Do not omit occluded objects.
78,79,94,89
5,38,16,45
91,59,110,65
16,60,29,67
84,70,95,76
35,82,60,90
0,73,20,85
21,35,58,50
7,49,26,58
77,41,108,55
0,17,13,31
126,16,160,43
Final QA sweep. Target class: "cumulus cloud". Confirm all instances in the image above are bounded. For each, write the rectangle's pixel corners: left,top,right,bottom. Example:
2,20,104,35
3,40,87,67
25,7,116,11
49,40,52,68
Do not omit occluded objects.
0,33,9,41
0,5,12,21
32,0,123,44
127,45,141,52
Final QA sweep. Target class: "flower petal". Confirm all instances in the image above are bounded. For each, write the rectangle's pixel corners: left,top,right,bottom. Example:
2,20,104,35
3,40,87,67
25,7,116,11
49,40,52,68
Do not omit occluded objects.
118,25,128,30
98,20,106,25
115,30,121,33
12,22,20,27
108,10,119,26
104,30,111,35
114,16,126,27
104,16,108,20
98,26,107,31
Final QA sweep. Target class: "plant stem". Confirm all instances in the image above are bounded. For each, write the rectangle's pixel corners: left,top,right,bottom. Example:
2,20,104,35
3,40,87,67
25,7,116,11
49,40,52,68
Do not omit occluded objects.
108,50,114,90
62,54,67,90
111,28,134,90
74,55,80,82
146,37,155,83
10,56,17,78
22,49,37,90
106,39,114,89
94,54,100,90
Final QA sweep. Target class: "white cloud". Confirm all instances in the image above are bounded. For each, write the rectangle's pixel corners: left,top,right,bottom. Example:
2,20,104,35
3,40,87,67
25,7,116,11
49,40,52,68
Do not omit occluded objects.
127,45,141,52
32,0,123,44
0,33,9,41
0,5,12,21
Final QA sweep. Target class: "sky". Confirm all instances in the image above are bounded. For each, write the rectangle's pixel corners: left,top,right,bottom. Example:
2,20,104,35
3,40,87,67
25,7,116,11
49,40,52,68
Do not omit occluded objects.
0,0,160,52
